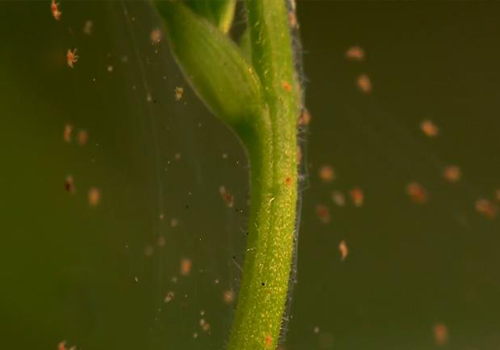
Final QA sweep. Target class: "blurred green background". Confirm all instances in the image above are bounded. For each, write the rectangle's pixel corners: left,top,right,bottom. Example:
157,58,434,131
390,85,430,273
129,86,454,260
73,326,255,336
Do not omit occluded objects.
1,1,500,349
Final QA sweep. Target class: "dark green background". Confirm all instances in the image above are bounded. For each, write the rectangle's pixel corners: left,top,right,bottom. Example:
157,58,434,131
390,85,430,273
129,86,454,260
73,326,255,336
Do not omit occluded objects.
1,1,500,349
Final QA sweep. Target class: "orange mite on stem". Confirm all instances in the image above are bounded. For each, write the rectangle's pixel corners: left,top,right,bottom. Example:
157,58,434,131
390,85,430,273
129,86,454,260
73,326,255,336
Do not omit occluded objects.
282,80,292,91
264,335,273,349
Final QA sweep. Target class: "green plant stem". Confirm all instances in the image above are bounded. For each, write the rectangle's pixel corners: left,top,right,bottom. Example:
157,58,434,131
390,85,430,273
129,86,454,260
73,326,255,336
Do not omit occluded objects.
227,1,301,349
155,1,301,348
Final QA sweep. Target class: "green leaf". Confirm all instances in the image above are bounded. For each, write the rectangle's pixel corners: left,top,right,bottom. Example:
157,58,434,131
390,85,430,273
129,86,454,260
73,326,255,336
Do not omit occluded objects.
155,1,265,134
155,2,302,350
184,0,236,34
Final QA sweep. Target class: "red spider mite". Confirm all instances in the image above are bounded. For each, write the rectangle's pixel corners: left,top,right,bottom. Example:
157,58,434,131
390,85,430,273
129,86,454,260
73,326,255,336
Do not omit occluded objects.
420,119,439,137
350,187,364,207
345,46,365,61
67,49,78,68
316,204,331,223
357,74,372,94
406,182,428,204
51,0,62,21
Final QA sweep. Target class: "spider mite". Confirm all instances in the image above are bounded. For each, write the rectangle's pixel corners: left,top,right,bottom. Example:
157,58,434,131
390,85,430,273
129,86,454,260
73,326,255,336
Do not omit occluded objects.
150,28,162,45
83,20,93,35
219,186,234,208
339,240,348,261
406,182,428,204
170,218,179,227
164,291,175,303
475,198,497,219
420,119,439,137
350,187,364,207
174,86,184,101
58,341,76,350
64,175,75,193
51,0,62,21
331,190,346,207
443,165,461,183
316,204,331,224
433,323,449,346
180,258,192,276
319,165,335,183
77,129,88,146
223,289,235,305
63,123,73,142
282,80,292,92
58,340,66,350
264,335,273,349
357,74,372,94
88,187,100,206
199,318,211,332
345,46,365,62
67,49,78,68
